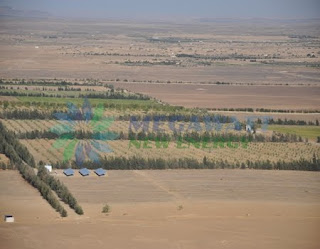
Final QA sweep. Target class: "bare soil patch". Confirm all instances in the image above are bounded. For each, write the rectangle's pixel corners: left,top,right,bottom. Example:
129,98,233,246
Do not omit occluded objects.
1,170,319,249
114,83,320,110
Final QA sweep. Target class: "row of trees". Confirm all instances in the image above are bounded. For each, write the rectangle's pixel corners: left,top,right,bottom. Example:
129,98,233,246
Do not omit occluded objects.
50,155,320,171
0,121,67,217
37,165,84,215
0,90,150,100
79,92,150,100
16,130,118,140
14,128,303,143
1,105,317,128
0,100,160,111
125,114,237,123
0,100,66,110
0,121,35,167
18,164,68,217
0,79,104,86
0,109,235,124
266,118,319,126
16,130,59,140
0,161,13,170
0,109,55,120
125,130,303,143
0,86,82,91
209,107,320,114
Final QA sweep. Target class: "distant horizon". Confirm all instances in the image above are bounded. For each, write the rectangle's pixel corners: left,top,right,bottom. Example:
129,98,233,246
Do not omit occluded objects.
0,0,319,20
0,6,320,23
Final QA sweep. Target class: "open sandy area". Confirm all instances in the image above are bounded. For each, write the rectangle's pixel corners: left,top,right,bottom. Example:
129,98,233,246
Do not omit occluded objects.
1,170,319,249
113,83,320,110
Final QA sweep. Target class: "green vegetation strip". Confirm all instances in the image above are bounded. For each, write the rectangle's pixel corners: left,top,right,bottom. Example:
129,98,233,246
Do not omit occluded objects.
0,120,83,217
268,125,320,139
17,96,159,106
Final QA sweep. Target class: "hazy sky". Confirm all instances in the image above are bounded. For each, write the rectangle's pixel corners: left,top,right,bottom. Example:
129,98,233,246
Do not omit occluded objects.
1,0,320,19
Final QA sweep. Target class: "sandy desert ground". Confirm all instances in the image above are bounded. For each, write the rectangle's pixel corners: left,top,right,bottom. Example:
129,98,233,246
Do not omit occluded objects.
113,82,320,110
0,18,319,85
1,170,320,249
1,18,319,112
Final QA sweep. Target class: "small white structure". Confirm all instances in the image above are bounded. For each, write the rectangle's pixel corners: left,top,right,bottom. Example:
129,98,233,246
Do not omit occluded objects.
4,215,14,223
44,165,52,173
246,125,254,134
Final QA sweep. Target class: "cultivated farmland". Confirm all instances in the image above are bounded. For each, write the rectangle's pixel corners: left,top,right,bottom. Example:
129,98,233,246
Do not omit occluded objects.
19,139,320,165
0,15,320,249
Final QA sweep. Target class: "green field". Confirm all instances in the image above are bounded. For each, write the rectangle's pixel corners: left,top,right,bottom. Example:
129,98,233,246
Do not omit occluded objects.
0,89,93,97
269,125,320,140
17,96,160,107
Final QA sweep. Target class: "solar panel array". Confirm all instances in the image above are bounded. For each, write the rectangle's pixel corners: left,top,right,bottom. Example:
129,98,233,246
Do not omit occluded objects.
63,168,107,177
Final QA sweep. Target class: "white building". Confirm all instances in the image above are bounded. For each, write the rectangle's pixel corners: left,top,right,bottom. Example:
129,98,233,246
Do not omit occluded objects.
45,165,52,173
4,215,14,223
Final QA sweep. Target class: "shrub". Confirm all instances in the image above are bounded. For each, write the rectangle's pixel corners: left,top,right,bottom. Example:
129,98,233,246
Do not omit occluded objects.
102,204,111,213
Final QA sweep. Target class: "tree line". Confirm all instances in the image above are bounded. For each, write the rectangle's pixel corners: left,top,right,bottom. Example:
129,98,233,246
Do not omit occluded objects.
13,128,304,143
125,130,304,143
0,100,161,111
0,109,56,120
0,86,82,92
265,118,319,126
0,121,35,166
0,161,14,170
0,90,150,101
1,105,317,128
125,114,237,123
0,79,104,86
0,121,67,217
37,165,84,215
209,107,320,114
0,120,84,217
16,130,116,140
16,130,59,139
18,164,68,217
79,92,150,100
51,155,320,171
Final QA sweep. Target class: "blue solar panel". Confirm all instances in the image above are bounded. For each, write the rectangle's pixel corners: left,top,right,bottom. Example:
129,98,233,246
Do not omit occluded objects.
79,168,90,176
63,168,74,176
95,168,106,176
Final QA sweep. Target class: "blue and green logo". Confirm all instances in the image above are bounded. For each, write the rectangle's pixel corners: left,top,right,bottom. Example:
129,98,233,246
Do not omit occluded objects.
50,99,118,165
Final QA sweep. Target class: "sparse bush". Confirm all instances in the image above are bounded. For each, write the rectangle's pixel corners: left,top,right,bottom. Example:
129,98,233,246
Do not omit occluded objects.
61,209,68,217
102,204,111,213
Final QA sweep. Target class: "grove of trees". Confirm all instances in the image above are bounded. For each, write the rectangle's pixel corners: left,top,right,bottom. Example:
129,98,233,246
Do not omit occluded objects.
37,165,84,215
0,120,84,217
50,155,320,171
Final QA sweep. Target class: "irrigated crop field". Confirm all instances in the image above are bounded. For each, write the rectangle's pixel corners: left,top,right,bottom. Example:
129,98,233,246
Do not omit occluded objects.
2,115,318,166
19,139,320,165
269,125,320,140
